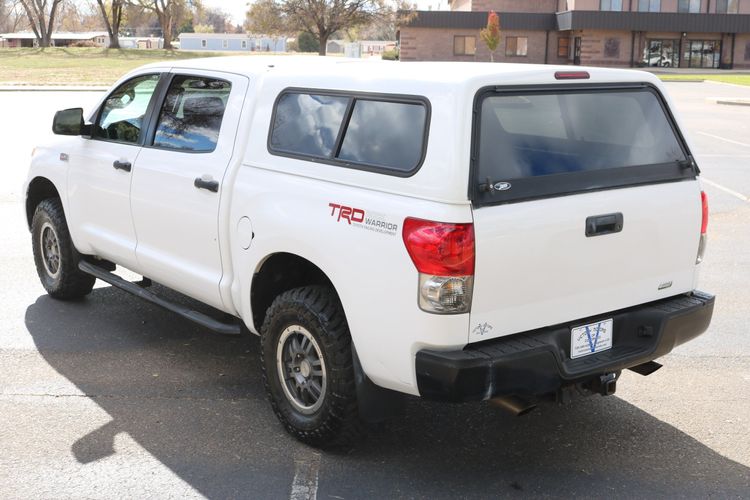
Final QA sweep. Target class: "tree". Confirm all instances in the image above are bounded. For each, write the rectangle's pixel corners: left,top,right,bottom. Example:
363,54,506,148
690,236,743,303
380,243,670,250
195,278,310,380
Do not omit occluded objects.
479,11,500,62
1,0,30,33
96,0,125,48
297,31,319,52
246,0,394,56
132,0,186,49
18,0,65,47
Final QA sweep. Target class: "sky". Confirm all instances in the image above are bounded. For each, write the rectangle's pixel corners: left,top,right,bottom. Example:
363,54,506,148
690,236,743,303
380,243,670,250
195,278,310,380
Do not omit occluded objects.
202,0,447,25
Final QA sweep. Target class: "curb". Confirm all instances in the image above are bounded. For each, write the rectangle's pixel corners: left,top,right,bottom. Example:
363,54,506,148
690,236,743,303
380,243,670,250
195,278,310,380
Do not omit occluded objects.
661,79,706,83
714,99,750,107
0,86,109,91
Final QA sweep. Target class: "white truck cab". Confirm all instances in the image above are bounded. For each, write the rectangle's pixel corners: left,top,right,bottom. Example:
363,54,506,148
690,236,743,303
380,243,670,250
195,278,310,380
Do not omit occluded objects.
25,57,714,446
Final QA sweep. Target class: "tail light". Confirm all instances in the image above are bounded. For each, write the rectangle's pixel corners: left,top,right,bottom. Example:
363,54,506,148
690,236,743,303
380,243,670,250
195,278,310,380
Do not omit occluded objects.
402,218,475,314
696,191,708,264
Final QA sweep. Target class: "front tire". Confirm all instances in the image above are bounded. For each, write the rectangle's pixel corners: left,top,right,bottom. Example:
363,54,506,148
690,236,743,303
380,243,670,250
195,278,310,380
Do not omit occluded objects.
261,286,362,447
31,198,95,300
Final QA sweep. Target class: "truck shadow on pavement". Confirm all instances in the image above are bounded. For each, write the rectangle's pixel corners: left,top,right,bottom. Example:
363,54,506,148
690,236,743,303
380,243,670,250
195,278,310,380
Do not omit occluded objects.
25,286,750,499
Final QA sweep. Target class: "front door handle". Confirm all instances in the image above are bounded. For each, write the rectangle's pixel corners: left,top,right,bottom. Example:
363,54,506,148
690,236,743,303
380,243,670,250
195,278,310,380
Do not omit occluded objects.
585,212,623,237
194,177,219,193
113,160,131,172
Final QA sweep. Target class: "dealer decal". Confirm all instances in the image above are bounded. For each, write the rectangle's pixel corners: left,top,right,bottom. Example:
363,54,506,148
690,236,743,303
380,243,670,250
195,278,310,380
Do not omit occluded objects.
328,203,399,236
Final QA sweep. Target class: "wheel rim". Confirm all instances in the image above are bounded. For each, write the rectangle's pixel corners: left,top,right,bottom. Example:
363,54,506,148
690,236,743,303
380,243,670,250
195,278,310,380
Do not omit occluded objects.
40,222,61,279
276,325,327,414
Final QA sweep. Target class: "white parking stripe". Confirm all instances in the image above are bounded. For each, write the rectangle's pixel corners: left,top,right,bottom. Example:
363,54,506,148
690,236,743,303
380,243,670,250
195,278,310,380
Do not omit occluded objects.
290,450,321,500
697,131,750,148
702,177,750,202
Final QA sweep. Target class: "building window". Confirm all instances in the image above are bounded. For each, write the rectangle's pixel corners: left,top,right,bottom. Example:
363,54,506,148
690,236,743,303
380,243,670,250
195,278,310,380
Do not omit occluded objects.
643,39,679,67
600,0,623,11
678,0,700,12
716,0,739,13
745,41,750,60
222,40,229,49
637,0,660,12
241,40,247,49
557,37,570,58
506,37,528,57
684,40,721,68
201,39,207,48
453,36,476,56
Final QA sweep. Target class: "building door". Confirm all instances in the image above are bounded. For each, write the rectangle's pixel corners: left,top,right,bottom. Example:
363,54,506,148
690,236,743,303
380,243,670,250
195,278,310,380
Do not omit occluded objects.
574,37,582,65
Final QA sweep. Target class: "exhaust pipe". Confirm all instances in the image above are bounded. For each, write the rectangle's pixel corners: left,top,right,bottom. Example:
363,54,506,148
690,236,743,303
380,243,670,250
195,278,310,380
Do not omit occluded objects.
490,395,537,416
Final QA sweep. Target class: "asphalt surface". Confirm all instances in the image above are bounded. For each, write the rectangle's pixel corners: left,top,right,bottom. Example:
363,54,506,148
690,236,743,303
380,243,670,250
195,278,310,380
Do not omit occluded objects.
1,81,749,499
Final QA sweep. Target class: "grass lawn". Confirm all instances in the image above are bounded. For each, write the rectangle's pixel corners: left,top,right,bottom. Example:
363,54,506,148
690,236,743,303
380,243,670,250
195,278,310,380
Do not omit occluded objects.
0,47,291,86
658,74,750,86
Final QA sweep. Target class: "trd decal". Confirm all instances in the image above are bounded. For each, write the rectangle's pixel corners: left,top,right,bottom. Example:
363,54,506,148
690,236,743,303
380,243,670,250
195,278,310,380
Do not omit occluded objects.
328,203,399,236
329,203,365,224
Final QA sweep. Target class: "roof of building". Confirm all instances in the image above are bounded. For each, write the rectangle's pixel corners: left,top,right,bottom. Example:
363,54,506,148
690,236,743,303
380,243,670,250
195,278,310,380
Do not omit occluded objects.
179,33,284,39
403,10,750,33
0,31,108,40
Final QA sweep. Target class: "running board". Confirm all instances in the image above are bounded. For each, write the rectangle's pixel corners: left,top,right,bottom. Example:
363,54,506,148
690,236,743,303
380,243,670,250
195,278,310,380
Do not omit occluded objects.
78,261,241,336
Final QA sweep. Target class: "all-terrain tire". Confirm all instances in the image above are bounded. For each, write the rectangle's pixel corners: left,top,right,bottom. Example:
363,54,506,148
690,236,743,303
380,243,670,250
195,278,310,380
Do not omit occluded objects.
31,198,96,300
261,286,363,448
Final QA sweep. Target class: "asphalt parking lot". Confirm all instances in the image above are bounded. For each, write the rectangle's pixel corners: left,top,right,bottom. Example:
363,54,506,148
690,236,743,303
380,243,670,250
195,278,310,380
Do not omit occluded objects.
1,80,749,499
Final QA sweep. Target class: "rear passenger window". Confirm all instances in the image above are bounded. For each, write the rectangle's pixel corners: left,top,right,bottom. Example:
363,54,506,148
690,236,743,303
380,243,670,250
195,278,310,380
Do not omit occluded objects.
269,90,429,175
338,100,427,171
270,93,349,158
153,75,231,152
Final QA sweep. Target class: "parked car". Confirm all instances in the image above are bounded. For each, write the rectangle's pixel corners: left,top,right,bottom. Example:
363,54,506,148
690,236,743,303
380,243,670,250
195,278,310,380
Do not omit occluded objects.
24,57,715,446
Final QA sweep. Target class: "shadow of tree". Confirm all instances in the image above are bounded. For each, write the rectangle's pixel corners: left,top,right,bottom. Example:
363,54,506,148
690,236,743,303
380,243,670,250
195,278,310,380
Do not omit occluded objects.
25,287,750,498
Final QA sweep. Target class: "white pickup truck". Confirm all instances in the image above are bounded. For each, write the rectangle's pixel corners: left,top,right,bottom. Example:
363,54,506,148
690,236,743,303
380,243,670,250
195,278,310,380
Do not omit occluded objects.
25,57,714,446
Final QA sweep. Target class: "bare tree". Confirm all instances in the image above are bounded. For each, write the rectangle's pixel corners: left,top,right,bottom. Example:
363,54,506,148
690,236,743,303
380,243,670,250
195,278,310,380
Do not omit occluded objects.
18,0,65,47
96,0,124,48
247,0,395,56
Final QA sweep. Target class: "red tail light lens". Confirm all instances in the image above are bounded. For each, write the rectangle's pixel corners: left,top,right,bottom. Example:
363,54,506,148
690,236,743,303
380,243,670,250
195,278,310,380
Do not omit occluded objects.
701,191,709,234
402,218,475,276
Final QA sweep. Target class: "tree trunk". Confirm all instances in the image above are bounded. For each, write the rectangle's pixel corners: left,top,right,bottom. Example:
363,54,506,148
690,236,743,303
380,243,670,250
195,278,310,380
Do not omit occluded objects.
111,3,122,49
162,20,173,50
318,33,328,56
97,0,121,49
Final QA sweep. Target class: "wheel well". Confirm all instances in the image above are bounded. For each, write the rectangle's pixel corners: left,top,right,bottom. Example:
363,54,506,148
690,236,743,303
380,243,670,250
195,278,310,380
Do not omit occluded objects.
251,253,336,332
26,177,60,229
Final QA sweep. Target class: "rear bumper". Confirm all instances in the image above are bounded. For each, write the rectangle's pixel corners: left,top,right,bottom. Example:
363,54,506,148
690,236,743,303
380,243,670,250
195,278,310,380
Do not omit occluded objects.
416,291,715,402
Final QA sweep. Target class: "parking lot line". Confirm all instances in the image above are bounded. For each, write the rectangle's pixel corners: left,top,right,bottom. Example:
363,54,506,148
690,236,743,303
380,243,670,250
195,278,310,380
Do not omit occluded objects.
701,177,750,202
290,449,321,500
697,131,750,149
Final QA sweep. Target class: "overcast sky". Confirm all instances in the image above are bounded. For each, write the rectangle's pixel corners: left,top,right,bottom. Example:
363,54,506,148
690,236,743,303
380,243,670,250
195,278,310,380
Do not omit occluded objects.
202,0,447,25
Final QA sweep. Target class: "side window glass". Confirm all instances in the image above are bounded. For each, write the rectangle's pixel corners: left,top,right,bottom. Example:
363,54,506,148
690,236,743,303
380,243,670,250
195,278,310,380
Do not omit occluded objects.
338,100,427,172
153,75,232,152
95,74,160,144
269,93,349,157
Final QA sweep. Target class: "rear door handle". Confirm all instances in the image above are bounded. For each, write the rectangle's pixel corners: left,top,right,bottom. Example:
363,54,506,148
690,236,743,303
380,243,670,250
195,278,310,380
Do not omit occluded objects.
113,160,131,172
585,213,623,237
194,177,219,193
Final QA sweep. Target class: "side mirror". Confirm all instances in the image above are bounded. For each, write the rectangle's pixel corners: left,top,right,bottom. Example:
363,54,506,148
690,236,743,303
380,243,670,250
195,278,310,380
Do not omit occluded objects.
52,108,85,136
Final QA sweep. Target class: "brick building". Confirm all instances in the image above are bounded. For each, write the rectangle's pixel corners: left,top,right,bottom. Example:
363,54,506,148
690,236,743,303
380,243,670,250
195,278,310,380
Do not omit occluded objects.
399,0,750,69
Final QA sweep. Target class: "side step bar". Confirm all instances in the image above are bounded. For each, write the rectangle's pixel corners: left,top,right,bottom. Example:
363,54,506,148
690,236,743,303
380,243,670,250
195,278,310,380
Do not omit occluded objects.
78,261,241,336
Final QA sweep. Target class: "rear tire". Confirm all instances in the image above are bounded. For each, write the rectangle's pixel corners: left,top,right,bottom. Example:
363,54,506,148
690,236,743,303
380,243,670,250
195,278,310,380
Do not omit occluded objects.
260,286,363,447
31,198,95,300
